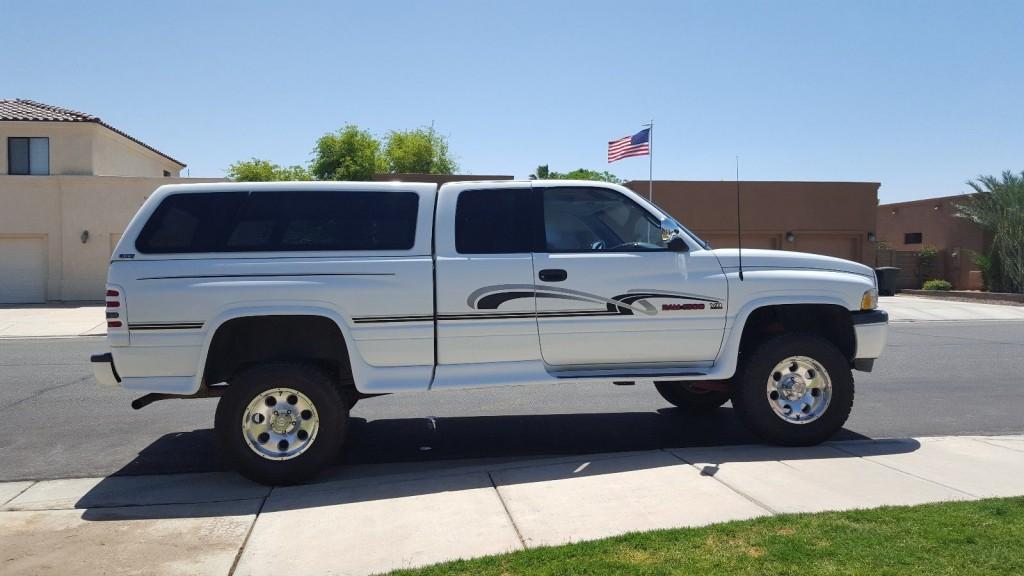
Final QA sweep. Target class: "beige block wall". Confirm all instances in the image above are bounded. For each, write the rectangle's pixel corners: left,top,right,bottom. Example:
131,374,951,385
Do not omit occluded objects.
0,175,224,300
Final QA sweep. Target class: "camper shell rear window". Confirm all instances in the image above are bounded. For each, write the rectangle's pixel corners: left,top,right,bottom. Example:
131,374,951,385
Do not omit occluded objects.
135,190,419,253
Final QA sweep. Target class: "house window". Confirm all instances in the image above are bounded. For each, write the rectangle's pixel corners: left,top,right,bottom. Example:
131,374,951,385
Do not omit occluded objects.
7,137,49,175
163,170,171,177
904,232,923,245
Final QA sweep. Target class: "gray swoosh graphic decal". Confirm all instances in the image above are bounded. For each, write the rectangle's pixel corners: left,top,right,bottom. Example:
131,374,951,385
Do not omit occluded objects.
467,284,721,316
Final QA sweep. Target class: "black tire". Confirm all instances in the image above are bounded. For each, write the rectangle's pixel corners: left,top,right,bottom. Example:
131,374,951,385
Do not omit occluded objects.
215,362,349,485
654,381,731,412
731,334,854,446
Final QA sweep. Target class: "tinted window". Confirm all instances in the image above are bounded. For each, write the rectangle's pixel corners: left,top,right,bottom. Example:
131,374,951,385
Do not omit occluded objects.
7,138,29,175
29,138,49,175
7,137,49,175
542,187,665,252
455,188,535,254
136,192,247,253
136,191,419,253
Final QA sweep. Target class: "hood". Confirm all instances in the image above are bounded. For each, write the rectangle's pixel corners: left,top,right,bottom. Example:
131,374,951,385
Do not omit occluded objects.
710,248,874,279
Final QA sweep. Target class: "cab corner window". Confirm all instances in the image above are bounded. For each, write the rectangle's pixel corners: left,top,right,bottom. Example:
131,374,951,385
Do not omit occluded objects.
455,188,535,254
542,187,665,253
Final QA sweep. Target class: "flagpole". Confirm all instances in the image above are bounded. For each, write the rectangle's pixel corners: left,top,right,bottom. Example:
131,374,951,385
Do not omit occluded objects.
645,121,654,202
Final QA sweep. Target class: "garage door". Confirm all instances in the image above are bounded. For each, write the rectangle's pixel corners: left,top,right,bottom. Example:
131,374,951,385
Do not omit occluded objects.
699,233,780,250
0,237,47,303
794,234,860,263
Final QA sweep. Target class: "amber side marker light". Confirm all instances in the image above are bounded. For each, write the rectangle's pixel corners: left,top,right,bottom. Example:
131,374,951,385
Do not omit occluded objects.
861,288,878,310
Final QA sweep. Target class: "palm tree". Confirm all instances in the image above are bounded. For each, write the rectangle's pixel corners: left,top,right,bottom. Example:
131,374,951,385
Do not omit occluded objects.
956,171,1024,293
530,164,551,180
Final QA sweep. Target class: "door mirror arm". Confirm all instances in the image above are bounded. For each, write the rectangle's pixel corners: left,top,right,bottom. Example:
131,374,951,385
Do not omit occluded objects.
662,221,688,252
667,236,688,252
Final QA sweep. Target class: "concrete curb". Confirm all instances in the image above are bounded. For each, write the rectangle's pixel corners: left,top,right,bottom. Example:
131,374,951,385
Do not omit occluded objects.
2,434,1022,576
900,289,1024,304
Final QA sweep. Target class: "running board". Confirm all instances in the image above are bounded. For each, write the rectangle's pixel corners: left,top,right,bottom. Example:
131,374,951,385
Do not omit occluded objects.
555,369,708,379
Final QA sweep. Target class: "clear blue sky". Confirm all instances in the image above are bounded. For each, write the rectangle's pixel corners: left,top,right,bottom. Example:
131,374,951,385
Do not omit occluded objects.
4,0,1022,202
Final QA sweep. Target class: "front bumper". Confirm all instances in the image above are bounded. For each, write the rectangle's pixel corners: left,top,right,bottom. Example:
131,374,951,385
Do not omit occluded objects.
90,353,121,387
852,309,888,371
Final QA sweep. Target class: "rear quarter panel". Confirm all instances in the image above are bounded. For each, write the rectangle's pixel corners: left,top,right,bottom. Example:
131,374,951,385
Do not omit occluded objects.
107,182,436,394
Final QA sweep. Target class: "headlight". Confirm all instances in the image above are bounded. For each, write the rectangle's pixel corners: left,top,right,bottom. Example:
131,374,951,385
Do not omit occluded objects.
861,288,878,310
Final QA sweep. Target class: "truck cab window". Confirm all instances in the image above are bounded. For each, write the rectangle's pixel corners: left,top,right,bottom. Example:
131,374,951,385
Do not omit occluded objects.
542,187,665,252
455,188,535,254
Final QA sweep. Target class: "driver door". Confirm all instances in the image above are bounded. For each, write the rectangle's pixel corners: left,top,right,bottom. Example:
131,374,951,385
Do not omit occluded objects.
532,184,727,368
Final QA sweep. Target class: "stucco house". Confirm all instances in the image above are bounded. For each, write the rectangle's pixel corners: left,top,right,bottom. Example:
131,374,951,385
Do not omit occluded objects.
876,194,989,290
0,99,223,302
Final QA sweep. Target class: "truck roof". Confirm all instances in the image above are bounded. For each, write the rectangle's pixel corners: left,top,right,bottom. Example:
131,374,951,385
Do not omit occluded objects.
149,180,439,196
150,179,628,196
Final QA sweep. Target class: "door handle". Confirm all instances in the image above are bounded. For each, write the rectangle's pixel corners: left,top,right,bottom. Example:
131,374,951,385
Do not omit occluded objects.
538,269,568,282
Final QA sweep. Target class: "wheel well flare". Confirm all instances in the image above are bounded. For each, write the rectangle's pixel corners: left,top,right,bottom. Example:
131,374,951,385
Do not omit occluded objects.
204,315,351,387
739,304,855,361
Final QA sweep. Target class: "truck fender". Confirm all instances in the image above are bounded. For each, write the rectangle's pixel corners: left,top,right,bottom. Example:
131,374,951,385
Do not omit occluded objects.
192,304,367,395
713,294,852,379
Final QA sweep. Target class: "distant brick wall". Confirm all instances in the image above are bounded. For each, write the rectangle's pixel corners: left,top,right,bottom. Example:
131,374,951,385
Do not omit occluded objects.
876,249,947,290
626,180,879,266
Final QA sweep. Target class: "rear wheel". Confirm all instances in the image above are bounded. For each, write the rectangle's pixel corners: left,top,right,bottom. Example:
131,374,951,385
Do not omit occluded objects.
654,381,731,412
731,334,853,445
215,362,349,485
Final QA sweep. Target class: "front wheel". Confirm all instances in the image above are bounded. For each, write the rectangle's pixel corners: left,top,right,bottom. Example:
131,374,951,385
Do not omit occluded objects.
731,334,854,446
215,363,348,485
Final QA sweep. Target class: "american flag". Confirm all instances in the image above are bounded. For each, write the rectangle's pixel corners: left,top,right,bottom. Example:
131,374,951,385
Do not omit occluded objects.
608,128,650,163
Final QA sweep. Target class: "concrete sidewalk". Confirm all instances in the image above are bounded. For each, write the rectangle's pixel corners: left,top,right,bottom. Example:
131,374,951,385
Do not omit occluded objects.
1,295,1023,339
0,303,105,338
2,434,1022,575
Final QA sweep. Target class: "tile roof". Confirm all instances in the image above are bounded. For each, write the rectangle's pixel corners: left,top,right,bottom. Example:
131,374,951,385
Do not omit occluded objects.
0,99,185,167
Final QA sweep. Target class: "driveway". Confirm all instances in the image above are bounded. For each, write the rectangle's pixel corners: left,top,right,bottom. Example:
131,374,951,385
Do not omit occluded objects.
881,295,1024,322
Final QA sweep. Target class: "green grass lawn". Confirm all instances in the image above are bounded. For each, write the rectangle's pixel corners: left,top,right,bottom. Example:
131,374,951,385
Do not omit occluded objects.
391,497,1024,576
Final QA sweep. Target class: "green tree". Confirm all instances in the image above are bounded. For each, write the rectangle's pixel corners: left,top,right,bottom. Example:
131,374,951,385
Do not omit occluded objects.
530,165,622,183
310,125,386,181
956,171,1024,293
530,164,551,179
559,168,623,183
383,126,457,174
228,158,311,182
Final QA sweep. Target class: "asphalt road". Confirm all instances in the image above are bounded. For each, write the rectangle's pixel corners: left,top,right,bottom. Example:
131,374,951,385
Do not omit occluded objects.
1,320,1022,482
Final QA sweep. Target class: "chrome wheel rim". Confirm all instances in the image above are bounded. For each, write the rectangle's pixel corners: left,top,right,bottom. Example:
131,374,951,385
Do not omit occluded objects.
766,356,832,424
241,388,319,460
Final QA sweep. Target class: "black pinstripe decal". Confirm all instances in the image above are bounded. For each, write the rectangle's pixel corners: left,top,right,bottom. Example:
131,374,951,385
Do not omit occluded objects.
128,322,204,330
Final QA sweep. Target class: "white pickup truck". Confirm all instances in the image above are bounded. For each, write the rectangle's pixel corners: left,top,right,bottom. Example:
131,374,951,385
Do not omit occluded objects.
92,180,887,484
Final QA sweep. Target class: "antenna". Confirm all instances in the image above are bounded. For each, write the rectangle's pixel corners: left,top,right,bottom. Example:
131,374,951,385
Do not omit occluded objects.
736,156,744,281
